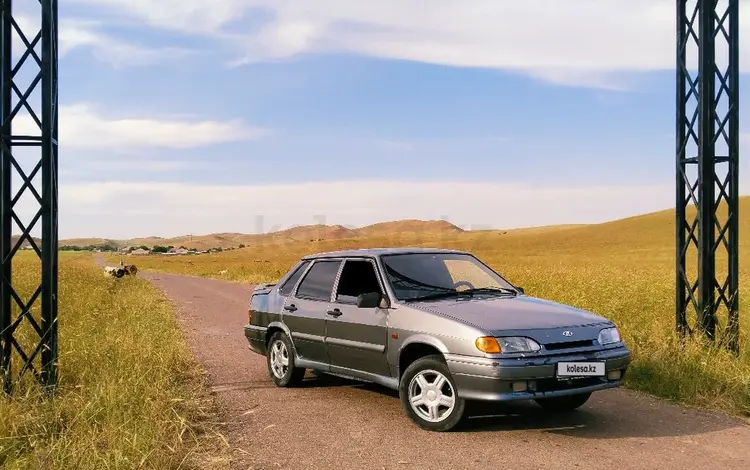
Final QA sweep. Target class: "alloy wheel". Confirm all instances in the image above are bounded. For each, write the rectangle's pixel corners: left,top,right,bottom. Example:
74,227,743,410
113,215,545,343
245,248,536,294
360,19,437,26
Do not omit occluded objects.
407,369,456,422
269,339,289,379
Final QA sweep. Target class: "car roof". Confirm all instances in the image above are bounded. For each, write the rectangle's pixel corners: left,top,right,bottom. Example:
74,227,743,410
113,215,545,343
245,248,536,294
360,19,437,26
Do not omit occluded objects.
300,247,469,260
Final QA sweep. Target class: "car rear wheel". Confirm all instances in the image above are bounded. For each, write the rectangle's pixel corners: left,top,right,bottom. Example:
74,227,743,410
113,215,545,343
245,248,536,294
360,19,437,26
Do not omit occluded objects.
534,392,591,412
399,354,466,432
267,331,305,387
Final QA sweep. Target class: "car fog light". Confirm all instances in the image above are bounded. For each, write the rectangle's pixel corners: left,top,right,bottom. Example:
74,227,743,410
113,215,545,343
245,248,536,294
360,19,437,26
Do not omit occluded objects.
512,381,527,392
607,369,622,380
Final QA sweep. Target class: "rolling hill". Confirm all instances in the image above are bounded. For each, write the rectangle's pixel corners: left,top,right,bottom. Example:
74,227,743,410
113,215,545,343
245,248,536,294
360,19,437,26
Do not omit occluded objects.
18,195,750,251
52,219,497,250
10,234,42,249
356,219,463,237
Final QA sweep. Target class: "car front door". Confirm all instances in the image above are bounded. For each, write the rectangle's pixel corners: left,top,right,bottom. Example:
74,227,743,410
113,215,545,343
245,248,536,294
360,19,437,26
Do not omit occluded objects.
283,258,341,367
325,258,390,377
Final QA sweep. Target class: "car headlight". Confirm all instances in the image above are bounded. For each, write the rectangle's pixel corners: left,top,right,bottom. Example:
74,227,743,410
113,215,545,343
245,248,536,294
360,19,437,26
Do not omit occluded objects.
598,327,621,345
475,336,541,354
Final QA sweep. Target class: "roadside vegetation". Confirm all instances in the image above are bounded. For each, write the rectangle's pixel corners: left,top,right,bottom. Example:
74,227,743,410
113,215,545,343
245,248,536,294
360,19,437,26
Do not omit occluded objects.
120,198,750,420
0,252,227,469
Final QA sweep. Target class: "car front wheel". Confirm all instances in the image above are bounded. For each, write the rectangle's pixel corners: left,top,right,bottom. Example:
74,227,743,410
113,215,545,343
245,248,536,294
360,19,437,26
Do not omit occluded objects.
399,354,466,432
266,331,305,387
534,392,591,412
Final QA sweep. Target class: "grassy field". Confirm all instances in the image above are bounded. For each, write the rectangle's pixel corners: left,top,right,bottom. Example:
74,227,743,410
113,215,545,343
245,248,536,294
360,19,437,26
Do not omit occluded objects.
117,198,750,419
0,252,226,469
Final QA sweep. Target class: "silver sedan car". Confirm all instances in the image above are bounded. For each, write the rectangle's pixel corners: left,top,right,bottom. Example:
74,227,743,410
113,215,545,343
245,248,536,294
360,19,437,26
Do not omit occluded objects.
244,248,631,431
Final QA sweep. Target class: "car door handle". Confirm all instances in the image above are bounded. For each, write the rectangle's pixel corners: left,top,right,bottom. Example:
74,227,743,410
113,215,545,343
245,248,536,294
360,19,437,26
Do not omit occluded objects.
284,304,297,312
326,308,342,317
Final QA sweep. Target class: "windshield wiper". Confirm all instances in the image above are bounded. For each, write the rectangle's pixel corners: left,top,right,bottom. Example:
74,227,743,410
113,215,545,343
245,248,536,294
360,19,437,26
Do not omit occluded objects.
402,291,463,302
403,287,517,302
457,287,518,297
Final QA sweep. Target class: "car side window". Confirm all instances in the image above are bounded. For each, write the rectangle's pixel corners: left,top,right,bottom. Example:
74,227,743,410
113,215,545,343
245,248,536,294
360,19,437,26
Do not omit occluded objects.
295,260,341,301
334,259,383,305
278,260,310,296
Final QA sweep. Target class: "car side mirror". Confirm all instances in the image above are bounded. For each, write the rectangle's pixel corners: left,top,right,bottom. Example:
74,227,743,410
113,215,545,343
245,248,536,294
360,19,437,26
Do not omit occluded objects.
356,292,382,308
516,286,525,294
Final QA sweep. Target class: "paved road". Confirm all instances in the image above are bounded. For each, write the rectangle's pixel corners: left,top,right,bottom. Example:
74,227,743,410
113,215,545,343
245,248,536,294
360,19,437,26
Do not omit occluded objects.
144,271,750,470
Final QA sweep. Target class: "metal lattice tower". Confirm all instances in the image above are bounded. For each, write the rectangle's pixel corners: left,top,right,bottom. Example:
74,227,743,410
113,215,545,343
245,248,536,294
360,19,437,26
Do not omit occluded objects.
676,0,740,353
0,0,59,393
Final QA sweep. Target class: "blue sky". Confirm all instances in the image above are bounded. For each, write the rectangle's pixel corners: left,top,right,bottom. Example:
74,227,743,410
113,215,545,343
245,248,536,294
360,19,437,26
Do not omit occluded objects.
9,0,750,238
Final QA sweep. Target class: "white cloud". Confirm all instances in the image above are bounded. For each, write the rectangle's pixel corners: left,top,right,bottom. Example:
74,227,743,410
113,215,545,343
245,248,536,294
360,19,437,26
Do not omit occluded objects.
7,179,705,239
61,0,246,34
11,14,194,68
64,0,251,36
65,0,750,88
13,103,270,150
60,21,197,67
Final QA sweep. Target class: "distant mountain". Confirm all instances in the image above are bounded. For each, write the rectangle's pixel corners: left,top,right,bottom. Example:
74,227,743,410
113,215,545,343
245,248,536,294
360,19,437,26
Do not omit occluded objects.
59,238,121,248
51,219,467,250
39,217,591,251
11,196,750,252
356,219,463,237
10,234,42,249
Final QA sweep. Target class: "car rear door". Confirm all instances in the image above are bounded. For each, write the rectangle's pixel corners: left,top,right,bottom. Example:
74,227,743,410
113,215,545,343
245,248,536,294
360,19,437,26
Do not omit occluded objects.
283,258,341,366
325,257,390,377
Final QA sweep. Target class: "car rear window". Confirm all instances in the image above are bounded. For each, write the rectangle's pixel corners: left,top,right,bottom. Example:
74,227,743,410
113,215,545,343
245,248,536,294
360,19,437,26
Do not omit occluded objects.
278,260,310,296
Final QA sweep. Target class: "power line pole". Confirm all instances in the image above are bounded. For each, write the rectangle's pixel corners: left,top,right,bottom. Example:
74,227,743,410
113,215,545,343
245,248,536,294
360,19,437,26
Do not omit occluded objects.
676,0,740,353
0,0,60,393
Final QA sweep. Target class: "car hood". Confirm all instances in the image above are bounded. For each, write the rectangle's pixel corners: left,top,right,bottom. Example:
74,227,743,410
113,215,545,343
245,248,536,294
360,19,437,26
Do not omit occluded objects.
406,295,610,333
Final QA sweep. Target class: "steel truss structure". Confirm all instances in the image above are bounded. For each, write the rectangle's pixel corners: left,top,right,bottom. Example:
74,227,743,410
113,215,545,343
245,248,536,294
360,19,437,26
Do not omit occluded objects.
0,0,59,393
676,0,740,353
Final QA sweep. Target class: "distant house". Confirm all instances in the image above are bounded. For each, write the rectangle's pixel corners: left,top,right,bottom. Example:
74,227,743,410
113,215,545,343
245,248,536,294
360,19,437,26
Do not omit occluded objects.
130,248,151,256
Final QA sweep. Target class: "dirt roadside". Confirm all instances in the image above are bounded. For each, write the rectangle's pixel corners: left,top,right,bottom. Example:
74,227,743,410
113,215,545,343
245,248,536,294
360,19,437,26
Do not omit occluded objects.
143,271,750,470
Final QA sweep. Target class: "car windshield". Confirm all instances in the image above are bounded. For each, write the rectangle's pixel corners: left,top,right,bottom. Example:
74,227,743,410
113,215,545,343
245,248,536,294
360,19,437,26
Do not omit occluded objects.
379,252,517,302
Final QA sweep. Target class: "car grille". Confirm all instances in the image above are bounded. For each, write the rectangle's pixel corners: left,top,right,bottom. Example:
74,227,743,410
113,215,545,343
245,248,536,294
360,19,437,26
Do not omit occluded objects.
543,340,595,351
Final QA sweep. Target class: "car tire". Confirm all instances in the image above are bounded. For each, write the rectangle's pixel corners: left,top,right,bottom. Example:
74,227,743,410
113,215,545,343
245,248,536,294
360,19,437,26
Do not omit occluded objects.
398,354,466,432
266,331,305,387
534,392,592,412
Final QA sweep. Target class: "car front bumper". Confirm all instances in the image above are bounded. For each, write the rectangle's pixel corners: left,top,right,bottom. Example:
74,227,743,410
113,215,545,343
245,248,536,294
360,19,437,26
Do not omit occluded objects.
244,324,268,356
445,345,631,401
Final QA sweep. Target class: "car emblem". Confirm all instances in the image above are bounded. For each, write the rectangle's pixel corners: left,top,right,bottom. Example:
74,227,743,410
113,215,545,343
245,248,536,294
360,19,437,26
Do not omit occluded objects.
562,330,573,337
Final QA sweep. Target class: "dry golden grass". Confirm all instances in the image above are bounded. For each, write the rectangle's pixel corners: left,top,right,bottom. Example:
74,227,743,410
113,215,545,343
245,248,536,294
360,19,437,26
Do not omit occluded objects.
121,198,750,419
474,223,586,236
0,252,228,470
